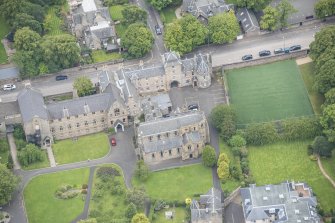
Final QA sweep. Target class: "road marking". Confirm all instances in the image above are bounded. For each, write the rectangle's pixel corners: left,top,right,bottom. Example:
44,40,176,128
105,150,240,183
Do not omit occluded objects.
232,213,235,223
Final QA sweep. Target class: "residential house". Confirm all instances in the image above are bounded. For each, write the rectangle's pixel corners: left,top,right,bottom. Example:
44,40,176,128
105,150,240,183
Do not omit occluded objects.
236,7,260,35
240,181,320,223
190,187,223,223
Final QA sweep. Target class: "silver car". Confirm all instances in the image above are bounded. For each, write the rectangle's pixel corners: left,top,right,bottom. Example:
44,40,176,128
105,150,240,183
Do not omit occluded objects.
3,84,16,91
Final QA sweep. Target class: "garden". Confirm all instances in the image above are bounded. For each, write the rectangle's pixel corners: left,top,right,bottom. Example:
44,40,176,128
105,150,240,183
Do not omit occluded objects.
91,50,122,63
226,60,314,125
24,168,90,223
160,6,178,24
52,133,110,164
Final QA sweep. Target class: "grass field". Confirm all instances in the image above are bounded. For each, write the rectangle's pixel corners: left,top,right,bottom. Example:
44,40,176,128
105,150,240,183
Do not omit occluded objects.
92,50,122,63
89,164,127,220
160,6,178,24
298,62,324,114
321,150,335,182
153,207,186,223
248,141,335,212
109,5,125,21
22,150,50,170
44,7,66,36
53,133,109,164
226,60,313,124
132,164,212,201
0,16,9,64
24,168,89,223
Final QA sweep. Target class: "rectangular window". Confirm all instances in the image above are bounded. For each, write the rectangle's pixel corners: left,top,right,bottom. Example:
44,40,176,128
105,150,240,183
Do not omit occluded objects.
160,151,163,157
60,126,63,131
177,148,180,153
92,112,95,115
157,134,161,140
67,117,70,120
169,150,172,155
76,123,80,127
152,153,155,158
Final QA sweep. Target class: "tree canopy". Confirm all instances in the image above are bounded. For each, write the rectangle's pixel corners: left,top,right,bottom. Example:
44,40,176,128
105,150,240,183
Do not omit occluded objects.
229,0,271,11
210,104,236,141
122,5,147,25
17,144,45,167
122,23,154,58
131,213,150,223
312,136,333,157
134,160,149,182
73,77,94,97
260,6,280,31
320,104,335,142
0,163,19,206
14,27,41,51
325,88,335,105
202,145,217,167
217,153,230,181
208,11,240,44
125,202,137,219
314,0,335,19
147,0,181,11
276,0,297,28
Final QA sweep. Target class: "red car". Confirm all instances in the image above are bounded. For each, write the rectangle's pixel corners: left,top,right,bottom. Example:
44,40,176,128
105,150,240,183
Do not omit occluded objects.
111,138,116,146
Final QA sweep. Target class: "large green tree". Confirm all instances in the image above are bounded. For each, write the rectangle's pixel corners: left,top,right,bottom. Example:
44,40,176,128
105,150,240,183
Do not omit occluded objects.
202,145,217,167
126,188,147,209
310,25,335,61
325,88,335,105
14,27,41,51
131,213,150,223
164,15,207,55
229,0,271,11
122,5,147,24
260,6,279,31
314,0,335,19
311,136,333,157
13,13,42,34
314,59,335,94
147,0,181,11
17,144,45,167
0,164,19,205
73,77,94,97
320,104,335,142
245,123,278,145
208,11,240,44
210,104,236,130
0,0,24,24
122,23,154,58
276,0,297,28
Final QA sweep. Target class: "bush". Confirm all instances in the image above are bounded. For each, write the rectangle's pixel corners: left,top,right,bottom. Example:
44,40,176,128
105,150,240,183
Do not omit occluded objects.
15,139,28,150
307,145,314,156
17,144,44,166
0,139,9,153
125,202,137,219
82,184,88,189
153,200,166,211
228,135,246,148
281,117,321,141
229,163,243,181
134,160,149,182
125,188,147,209
13,124,25,140
309,155,318,161
97,166,121,181
89,209,102,218
111,185,125,195
81,189,88,194
202,145,217,167
240,147,248,158
312,136,333,157
231,147,241,156
245,123,278,146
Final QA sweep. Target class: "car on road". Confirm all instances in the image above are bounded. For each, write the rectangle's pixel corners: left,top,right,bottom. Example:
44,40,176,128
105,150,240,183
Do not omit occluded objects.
274,48,284,54
111,137,116,146
289,45,301,51
3,84,16,91
259,50,271,57
155,25,162,35
188,104,199,111
242,54,253,61
55,75,68,81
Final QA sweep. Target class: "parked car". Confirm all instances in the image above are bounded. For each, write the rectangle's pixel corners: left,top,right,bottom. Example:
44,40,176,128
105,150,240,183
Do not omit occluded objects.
274,48,284,54
188,104,199,111
111,137,116,146
3,84,16,91
155,25,162,35
259,50,271,57
55,75,68,81
289,45,301,51
242,54,253,61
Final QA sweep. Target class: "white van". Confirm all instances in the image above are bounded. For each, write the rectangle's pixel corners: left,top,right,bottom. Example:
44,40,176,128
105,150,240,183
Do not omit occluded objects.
3,84,16,91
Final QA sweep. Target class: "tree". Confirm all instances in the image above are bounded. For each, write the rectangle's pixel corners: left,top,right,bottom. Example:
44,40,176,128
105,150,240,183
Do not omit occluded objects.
208,11,240,44
210,105,236,130
311,136,333,157
229,0,271,11
134,160,149,181
281,117,321,141
122,5,147,24
245,123,278,146
260,6,279,31
217,152,230,166
14,27,41,51
77,219,97,223
0,0,24,24
125,202,137,219
309,25,335,61
325,88,335,105
320,104,335,142
73,77,94,97
202,145,217,167
13,13,42,34
276,0,297,28
126,188,147,209
17,144,45,167
131,213,150,223
122,23,154,58
147,0,173,11
314,0,335,19
0,163,19,206
103,0,128,7
13,50,40,78
314,59,335,94
164,15,208,55
219,117,236,141
228,135,246,148
217,161,230,180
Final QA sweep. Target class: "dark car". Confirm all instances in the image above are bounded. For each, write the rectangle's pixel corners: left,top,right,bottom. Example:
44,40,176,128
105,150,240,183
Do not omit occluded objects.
259,50,271,57
289,45,301,51
55,75,68,81
242,54,253,61
155,25,162,35
188,104,199,111
111,138,116,146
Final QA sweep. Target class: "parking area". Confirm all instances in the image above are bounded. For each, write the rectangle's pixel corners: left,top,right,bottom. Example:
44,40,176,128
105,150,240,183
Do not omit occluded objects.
224,195,245,223
169,79,227,117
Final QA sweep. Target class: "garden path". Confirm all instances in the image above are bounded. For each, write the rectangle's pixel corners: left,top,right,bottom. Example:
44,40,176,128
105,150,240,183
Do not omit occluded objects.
317,157,335,188
7,133,21,170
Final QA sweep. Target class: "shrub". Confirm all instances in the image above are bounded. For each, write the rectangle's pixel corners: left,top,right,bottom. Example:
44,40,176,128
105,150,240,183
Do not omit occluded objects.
97,166,121,181
81,189,88,194
202,145,217,167
82,184,88,189
231,147,241,156
240,147,248,158
15,139,28,150
13,124,25,140
228,135,246,148
17,144,44,167
125,188,147,209
153,200,166,211
134,160,149,182
229,163,243,181
307,145,314,156
125,202,137,219
281,117,321,141
111,185,125,195
312,136,333,157
0,139,9,153
245,123,278,146
309,155,318,161
89,209,102,218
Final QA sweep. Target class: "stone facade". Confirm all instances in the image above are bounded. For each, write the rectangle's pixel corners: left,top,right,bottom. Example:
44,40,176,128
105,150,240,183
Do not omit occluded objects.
137,111,210,163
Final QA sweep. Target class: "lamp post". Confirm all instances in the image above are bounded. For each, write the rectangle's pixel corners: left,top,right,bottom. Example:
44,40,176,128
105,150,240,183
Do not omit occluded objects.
283,35,285,50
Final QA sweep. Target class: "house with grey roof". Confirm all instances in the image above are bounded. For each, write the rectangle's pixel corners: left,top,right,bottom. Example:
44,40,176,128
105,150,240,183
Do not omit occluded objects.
236,7,260,35
136,111,210,162
70,0,117,49
240,181,320,223
182,0,234,22
190,187,223,223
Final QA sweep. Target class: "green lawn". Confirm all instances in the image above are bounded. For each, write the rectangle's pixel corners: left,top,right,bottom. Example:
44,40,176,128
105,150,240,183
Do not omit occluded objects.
22,150,50,170
153,207,186,223
248,141,335,212
160,6,178,24
321,150,335,182
109,5,125,21
115,23,127,38
53,133,110,164
92,50,122,63
24,168,90,223
89,164,127,220
133,164,212,201
298,62,324,115
44,7,66,36
227,60,314,125
0,139,9,165
0,16,9,64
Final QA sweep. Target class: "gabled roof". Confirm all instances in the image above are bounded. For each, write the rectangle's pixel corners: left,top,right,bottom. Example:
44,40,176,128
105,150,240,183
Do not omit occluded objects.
82,0,97,12
183,131,202,144
143,136,183,153
18,88,49,123
236,7,260,33
125,65,165,80
163,51,182,66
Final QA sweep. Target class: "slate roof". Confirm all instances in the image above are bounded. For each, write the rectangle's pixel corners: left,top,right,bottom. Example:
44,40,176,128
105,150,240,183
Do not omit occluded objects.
0,67,19,81
126,65,165,80
138,112,204,136
182,0,234,19
163,51,182,66
17,88,49,123
143,136,183,153
47,93,115,119
240,181,320,223
236,7,260,33
90,21,115,39
183,131,202,144
82,0,97,12
195,54,210,76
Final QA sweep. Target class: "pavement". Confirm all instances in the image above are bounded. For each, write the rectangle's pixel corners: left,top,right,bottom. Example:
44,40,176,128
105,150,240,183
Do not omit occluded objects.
7,133,21,170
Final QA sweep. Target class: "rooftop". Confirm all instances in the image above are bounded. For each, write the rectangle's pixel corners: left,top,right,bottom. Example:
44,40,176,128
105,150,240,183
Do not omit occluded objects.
82,0,97,12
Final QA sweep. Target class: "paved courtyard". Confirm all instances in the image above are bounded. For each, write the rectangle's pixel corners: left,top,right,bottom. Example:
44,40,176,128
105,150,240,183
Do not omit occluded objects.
169,78,227,117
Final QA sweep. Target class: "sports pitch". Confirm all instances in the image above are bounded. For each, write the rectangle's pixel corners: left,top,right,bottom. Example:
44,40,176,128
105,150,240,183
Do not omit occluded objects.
226,60,313,124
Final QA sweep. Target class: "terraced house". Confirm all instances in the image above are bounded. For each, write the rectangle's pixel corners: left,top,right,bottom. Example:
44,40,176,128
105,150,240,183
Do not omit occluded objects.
136,111,210,163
